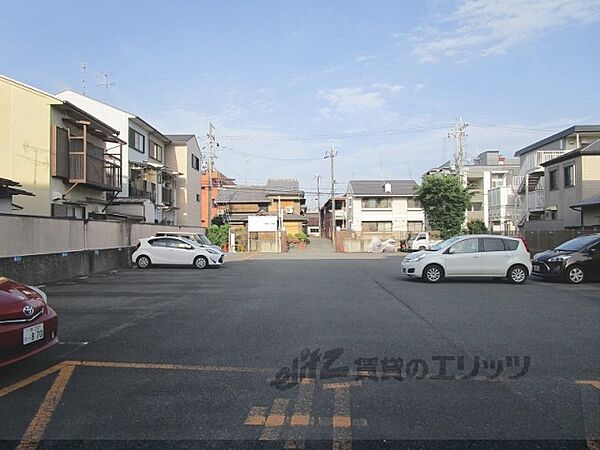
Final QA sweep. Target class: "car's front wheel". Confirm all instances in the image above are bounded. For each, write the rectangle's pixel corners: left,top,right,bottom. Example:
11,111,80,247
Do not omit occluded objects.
194,256,208,269
423,264,444,283
507,264,528,284
136,255,151,269
565,265,584,284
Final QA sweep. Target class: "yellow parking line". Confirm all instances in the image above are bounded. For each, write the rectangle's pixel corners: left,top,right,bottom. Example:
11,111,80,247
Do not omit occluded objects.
16,365,76,450
0,363,67,399
259,398,289,441
576,380,600,390
72,360,270,374
244,406,268,426
331,384,353,450
285,378,316,448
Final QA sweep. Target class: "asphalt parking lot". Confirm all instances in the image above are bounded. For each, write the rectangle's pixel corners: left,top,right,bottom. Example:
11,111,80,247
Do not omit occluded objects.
1,253,599,449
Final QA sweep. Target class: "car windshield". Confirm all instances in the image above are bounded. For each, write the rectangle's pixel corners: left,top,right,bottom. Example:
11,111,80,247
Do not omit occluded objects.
198,234,212,246
428,236,460,251
555,235,599,252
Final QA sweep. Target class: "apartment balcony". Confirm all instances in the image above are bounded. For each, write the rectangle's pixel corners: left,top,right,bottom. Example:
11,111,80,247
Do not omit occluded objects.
467,210,484,221
129,181,156,202
162,187,174,206
526,190,545,212
470,192,484,204
68,141,122,191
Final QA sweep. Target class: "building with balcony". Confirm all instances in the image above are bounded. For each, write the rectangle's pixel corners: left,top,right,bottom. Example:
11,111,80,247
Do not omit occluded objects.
539,139,600,229
320,196,346,239
513,125,600,228
425,151,519,232
56,90,186,224
345,180,424,238
164,135,203,227
0,75,123,219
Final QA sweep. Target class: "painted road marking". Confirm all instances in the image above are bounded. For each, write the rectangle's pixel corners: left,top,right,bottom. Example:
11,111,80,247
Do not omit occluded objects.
285,378,316,449
577,380,600,390
330,383,353,450
576,381,600,450
244,406,268,426
259,398,290,441
16,365,76,450
0,363,66,399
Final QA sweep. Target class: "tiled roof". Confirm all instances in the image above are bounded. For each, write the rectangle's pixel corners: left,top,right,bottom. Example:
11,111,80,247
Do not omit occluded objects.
571,195,600,208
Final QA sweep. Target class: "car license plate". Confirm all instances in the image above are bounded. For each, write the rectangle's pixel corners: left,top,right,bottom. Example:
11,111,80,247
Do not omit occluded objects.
533,265,540,272
23,323,44,345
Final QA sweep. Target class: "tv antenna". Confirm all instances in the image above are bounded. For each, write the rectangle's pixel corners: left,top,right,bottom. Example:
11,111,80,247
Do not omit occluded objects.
81,63,87,95
96,71,116,96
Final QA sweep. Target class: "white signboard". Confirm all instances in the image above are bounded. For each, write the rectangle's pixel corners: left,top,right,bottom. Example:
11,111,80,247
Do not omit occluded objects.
248,215,278,232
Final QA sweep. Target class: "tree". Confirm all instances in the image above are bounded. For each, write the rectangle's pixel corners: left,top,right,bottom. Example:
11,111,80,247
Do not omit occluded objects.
415,175,472,239
207,224,230,247
466,219,487,234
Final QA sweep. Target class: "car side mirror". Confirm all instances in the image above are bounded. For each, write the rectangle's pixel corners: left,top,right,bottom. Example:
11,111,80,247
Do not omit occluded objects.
589,247,599,255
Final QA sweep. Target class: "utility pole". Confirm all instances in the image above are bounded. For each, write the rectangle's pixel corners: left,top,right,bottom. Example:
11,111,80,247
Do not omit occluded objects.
315,174,322,235
324,143,338,249
81,63,87,95
207,122,216,225
448,117,469,179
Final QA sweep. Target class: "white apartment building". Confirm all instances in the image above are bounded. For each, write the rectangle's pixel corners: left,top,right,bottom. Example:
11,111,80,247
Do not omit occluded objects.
426,151,520,233
346,180,424,235
56,91,202,225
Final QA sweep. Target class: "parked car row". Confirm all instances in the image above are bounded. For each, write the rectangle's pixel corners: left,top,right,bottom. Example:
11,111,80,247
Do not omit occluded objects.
132,233,225,270
401,233,600,284
1,232,222,368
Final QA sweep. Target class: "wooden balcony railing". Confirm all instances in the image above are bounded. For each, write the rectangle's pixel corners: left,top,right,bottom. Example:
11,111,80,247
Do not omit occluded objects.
69,140,122,191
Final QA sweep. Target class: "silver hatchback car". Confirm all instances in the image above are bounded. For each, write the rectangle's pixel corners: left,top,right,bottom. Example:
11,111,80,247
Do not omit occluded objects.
401,234,532,284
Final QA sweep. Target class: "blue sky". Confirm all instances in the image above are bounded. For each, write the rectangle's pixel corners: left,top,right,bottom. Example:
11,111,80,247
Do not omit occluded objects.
1,0,599,208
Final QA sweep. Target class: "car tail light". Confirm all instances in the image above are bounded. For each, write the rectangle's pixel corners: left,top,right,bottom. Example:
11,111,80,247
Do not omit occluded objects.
135,242,141,251
517,236,530,252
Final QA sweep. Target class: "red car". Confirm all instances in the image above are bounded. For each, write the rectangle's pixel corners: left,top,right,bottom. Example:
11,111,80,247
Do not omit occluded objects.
0,277,58,367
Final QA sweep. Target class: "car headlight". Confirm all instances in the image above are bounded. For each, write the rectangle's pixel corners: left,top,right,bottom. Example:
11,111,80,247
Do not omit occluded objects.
548,255,571,262
413,253,429,262
28,285,48,304
206,248,220,255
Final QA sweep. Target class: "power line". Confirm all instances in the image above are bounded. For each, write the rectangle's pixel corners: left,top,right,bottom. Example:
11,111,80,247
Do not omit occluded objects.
220,124,452,142
219,145,324,161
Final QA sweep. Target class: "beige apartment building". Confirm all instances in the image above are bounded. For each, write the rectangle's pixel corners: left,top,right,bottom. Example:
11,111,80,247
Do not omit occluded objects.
164,135,203,226
0,75,123,218
540,140,600,229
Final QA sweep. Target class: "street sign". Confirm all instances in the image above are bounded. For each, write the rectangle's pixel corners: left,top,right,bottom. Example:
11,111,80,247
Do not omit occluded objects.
248,215,277,232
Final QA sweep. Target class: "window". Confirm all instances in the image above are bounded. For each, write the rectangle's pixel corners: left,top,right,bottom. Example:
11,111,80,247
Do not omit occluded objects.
51,204,85,219
361,221,392,232
564,164,575,187
166,239,192,249
407,221,423,232
149,141,163,161
449,238,479,254
407,198,421,208
196,194,201,202
482,238,505,252
52,126,70,179
548,169,559,191
491,173,505,188
361,197,391,208
504,239,519,251
129,128,145,153
149,238,168,247
192,154,200,170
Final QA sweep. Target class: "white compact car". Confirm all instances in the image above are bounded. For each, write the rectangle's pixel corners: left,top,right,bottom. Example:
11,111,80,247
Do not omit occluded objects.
132,236,224,269
401,234,531,284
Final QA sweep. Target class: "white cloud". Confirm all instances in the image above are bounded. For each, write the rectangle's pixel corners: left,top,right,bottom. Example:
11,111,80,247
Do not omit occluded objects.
372,82,404,93
318,87,385,113
413,0,600,63
355,53,375,63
